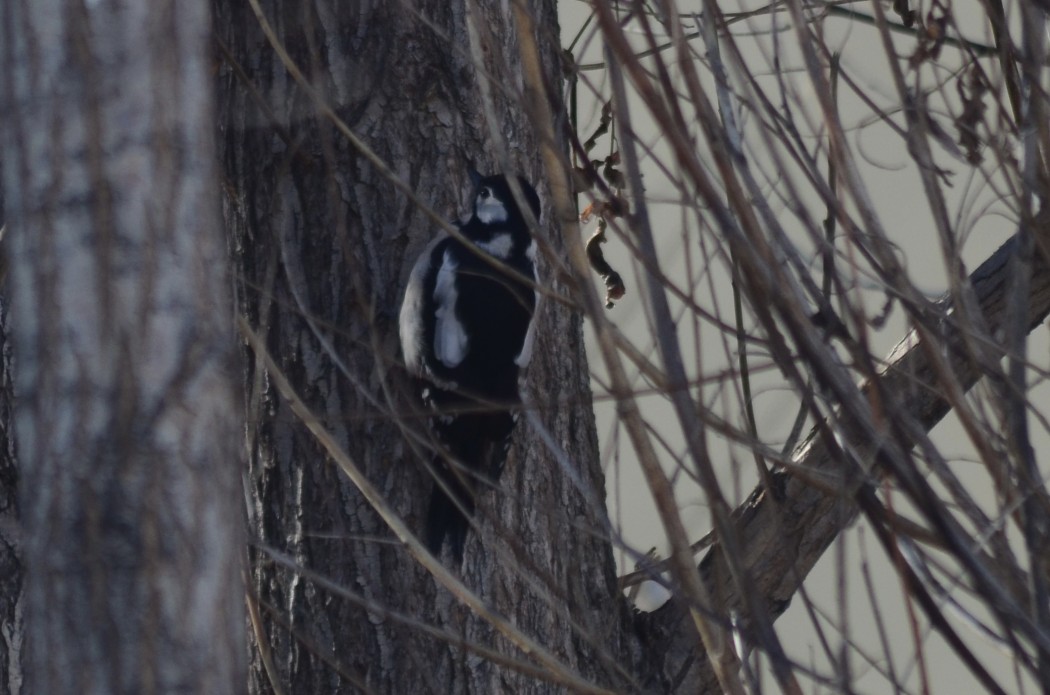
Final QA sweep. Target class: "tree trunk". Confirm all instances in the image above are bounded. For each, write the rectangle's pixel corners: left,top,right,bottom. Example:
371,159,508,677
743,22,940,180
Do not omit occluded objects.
0,2,244,693
214,1,636,692
0,160,21,693
4,2,1044,692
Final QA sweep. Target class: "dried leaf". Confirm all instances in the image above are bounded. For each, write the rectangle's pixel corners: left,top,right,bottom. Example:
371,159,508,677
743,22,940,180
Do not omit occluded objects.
572,166,598,191
908,4,950,67
585,221,627,308
893,0,917,27
583,100,614,152
955,66,987,164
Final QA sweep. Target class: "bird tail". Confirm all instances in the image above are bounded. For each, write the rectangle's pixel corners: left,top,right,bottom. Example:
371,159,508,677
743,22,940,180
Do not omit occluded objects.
423,404,515,563
425,461,474,563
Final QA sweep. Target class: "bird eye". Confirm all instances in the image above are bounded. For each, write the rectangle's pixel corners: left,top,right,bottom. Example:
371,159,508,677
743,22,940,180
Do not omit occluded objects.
479,187,491,199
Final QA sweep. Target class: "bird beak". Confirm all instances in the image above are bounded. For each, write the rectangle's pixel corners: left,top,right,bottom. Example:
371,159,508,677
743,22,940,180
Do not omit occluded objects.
468,167,483,188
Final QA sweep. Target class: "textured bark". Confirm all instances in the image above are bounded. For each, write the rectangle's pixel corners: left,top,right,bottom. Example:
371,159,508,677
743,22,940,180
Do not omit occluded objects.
0,303,20,695
6,0,1048,691
214,1,630,693
0,2,244,693
0,166,21,694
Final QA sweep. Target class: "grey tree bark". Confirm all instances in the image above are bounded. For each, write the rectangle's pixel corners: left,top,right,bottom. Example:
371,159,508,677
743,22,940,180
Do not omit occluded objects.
213,0,1050,691
0,2,244,693
0,161,20,694
214,1,632,693
3,0,1046,693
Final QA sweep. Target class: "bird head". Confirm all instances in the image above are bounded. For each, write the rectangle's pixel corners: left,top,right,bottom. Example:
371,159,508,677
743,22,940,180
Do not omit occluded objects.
468,170,541,227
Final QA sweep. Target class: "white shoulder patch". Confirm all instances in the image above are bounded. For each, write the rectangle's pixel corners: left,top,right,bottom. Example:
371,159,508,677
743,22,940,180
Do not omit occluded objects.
515,245,539,368
515,313,537,368
433,250,469,368
400,236,446,373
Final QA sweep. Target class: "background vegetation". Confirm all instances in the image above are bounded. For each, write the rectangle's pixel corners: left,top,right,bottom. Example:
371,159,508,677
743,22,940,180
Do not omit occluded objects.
2,0,1049,692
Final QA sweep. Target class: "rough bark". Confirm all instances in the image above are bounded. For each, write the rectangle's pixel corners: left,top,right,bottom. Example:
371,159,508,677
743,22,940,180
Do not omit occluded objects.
5,0,1047,692
214,1,630,693
0,2,244,693
0,160,21,694
0,301,19,695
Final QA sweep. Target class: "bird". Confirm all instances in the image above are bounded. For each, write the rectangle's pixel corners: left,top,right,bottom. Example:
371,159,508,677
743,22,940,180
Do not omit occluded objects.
399,169,540,562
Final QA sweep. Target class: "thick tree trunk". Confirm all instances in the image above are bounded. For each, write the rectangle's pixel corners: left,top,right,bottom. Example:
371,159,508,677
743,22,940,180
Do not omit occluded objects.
214,1,635,692
0,2,244,693
0,170,20,693
6,2,1042,693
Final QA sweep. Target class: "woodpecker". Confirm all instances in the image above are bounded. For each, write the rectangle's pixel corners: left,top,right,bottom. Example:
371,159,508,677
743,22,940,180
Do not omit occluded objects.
399,170,540,561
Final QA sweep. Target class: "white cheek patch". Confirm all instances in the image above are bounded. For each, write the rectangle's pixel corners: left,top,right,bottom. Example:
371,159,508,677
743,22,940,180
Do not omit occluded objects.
433,251,468,368
476,232,513,259
476,196,508,224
